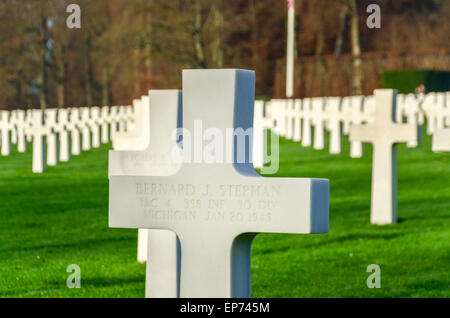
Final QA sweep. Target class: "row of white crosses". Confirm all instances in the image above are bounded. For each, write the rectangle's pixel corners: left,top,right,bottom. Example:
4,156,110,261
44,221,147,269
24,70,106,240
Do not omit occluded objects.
265,91,449,155
397,92,450,150
422,92,450,152
268,95,374,156
259,90,449,226
267,95,375,156
393,91,450,151
0,105,134,173
193,90,450,230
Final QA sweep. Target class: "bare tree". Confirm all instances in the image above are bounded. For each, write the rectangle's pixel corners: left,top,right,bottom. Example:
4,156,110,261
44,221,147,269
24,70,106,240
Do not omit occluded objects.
210,0,224,68
334,3,348,56
349,0,363,95
191,0,206,68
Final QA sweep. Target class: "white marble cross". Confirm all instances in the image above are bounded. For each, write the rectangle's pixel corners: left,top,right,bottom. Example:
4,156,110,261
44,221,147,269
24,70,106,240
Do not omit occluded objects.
363,95,376,122
28,109,59,172
432,129,450,152
55,109,70,162
0,111,13,156
119,122,148,265
66,108,82,156
402,94,424,148
283,99,301,142
445,92,450,126
45,109,59,166
80,108,92,151
396,94,407,123
123,105,134,132
285,99,296,140
326,97,342,154
432,95,450,152
90,107,101,148
10,110,18,145
422,93,440,135
14,110,27,153
341,96,353,135
109,69,329,298
110,94,153,265
350,89,417,225
269,99,287,137
292,100,302,142
116,106,128,134
31,110,46,173
311,97,326,150
109,90,182,297
252,100,274,169
435,93,447,131
113,98,150,151
24,109,34,143
301,98,312,147
109,106,120,142
349,96,367,158
395,94,404,123
101,106,111,144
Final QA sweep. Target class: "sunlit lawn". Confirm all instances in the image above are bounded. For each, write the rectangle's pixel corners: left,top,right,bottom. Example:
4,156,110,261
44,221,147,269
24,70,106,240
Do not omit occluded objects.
0,130,449,297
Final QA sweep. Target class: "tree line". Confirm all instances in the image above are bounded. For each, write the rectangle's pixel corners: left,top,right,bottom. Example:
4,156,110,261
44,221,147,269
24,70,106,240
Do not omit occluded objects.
0,0,448,109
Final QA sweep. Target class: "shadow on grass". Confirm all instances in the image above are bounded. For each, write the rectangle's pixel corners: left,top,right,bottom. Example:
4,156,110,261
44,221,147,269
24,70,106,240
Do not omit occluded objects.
397,213,450,224
388,279,449,297
0,275,144,297
299,232,406,249
81,275,144,288
255,245,291,255
0,279,64,297
6,236,134,253
254,232,406,255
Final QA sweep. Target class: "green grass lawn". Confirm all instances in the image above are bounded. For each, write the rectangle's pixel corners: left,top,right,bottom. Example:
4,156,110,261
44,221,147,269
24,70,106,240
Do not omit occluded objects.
0,131,449,298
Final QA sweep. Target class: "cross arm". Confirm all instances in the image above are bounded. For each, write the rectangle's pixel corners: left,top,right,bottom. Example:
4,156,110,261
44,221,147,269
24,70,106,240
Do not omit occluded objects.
230,175,329,235
108,150,182,177
390,124,417,144
432,128,450,152
109,167,329,237
349,124,376,143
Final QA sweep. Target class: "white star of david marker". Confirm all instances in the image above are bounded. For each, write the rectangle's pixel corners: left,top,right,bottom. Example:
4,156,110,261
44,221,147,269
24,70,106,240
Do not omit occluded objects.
109,69,329,298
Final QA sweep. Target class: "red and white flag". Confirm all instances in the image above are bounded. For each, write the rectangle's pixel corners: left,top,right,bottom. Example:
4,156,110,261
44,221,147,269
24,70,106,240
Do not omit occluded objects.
287,0,295,10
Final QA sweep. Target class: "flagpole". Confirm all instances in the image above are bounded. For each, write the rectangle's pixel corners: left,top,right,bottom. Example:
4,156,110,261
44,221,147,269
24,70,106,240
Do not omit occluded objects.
286,0,295,98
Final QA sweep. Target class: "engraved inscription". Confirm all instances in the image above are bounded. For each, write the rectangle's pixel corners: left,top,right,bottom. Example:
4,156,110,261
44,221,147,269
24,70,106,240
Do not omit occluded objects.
135,182,280,224
122,153,180,175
